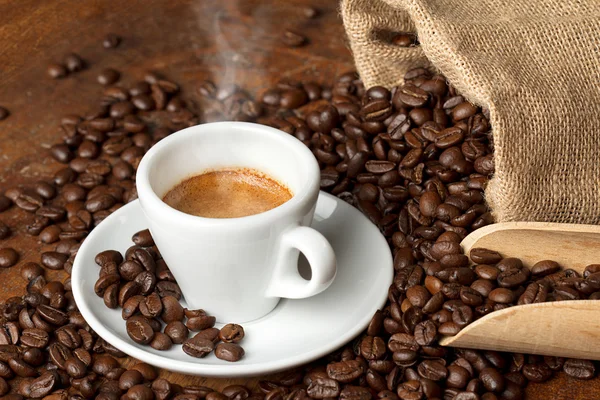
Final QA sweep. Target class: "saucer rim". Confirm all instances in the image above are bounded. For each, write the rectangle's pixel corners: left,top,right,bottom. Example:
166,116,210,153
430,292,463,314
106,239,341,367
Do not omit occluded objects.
72,192,393,377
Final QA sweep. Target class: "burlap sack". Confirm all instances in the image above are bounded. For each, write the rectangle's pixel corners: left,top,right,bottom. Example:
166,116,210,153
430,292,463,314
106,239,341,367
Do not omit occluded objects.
341,0,600,224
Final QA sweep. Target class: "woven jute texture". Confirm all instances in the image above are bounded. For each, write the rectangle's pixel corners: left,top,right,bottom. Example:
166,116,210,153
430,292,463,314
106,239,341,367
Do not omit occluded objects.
341,0,600,223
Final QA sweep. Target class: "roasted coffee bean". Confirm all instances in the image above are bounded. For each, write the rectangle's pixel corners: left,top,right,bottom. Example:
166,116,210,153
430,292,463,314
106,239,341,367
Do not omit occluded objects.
132,229,154,247
48,63,67,79
281,30,307,47
497,268,528,288
103,33,121,48
96,249,123,266
37,304,68,325
21,262,43,282
29,371,58,398
41,251,69,270
522,363,552,382
218,323,245,343
119,281,141,306
307,376,340,398
97,68,120,85
215,343,245,362
150,332,173,350
326,360,364,383
414,320,437,346
560,358,595,380
20,328,49,348
531,260,561,277
188,329,218,346
39,225,61,244
488,288,514,304
0,248,19,268
164,321,189,344
36,205,65,221
186,315,216,331
126,316,155,344
9,357,37,377
140,293,163,318
0,107,9,122
182,336,214,358
63,53,84,72
0,222,9,240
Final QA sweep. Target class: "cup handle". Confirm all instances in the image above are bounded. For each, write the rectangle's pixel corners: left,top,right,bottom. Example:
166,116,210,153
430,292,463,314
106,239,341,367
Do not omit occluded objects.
265,225,337,299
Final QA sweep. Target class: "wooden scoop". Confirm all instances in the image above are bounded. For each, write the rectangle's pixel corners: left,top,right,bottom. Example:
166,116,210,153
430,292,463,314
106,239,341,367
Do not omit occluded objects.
439,222,600,360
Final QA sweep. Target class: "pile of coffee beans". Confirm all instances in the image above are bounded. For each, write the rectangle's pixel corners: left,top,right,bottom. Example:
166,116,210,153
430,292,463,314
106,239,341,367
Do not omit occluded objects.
0,31,598,398
94,229,245,362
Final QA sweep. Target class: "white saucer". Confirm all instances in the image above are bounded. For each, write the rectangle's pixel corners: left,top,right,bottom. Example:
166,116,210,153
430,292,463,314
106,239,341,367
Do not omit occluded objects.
72,192,393,377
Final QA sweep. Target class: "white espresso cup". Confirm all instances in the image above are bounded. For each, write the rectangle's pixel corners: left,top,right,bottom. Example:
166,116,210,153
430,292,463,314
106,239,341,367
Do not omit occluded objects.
136,122,337,322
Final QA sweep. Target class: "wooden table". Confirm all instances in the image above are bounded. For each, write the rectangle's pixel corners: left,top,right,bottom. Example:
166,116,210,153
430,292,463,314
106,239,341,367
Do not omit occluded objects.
0,1,596,398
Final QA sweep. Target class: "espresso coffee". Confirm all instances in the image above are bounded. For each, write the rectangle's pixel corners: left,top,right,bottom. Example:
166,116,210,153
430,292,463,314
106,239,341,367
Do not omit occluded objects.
162,169,292,218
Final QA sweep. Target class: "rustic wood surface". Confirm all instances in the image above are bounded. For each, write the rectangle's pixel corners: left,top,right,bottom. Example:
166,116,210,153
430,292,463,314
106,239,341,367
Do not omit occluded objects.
0,1,597,398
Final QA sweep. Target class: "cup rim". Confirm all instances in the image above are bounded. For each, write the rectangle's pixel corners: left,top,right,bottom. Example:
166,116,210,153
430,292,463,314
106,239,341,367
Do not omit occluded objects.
136,121,321,228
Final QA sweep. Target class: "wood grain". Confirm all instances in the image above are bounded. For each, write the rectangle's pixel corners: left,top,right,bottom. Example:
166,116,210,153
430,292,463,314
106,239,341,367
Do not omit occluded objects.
0,1,597,397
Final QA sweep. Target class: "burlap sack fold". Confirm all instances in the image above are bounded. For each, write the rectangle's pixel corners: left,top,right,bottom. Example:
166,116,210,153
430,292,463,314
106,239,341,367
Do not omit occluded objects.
341,0,600,224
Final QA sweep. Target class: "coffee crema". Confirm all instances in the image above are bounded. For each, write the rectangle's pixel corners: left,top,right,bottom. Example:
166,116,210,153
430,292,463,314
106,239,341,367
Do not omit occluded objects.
162,169,293,218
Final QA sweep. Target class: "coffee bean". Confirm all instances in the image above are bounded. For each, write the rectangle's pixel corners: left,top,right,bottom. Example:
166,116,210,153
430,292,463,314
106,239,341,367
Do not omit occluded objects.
37,304,68,325
48,63,67,79
563,358,595,380
162,321,187,345
29,371,58,398
531,260,561,277
92,354,120,376
20,328,49,348
0,195,11,212
127,384,155,400
186,315,216,331
479,367,505,392
218,323,244,343
182,336,214,358
41,251,69,270
139,292,163,318
215,342,245,362
131,229,154,247
497,268,528,288
103,33,121,48
64,53,84,72
39,225,61,244
8,357,37,377
0,248,18,268
307,377,340,398
453,102,478,121
282,30,307,47
126,316,155,344
522,363,552,382
103,283,119,308
132,94,156,111
98,69,120,85
21,262,43,281
95,249,123,266
150,332,173,351
0,222,9,241
470,248,502,264
64,356,87,378
0,107,9,121
396,84,428,107
326,360,364,383
488,288,514,304
414,320,437,346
